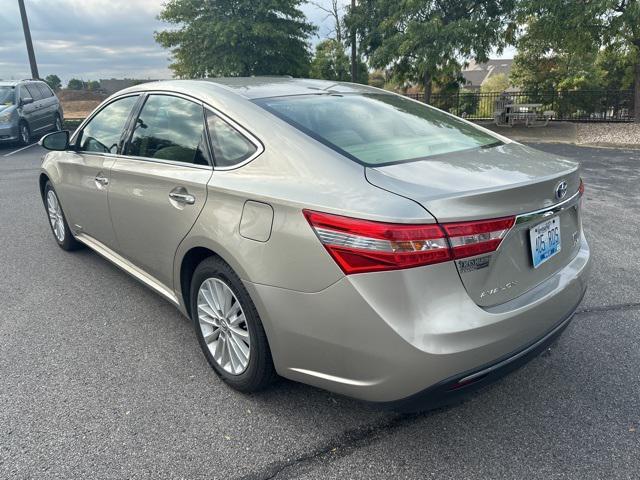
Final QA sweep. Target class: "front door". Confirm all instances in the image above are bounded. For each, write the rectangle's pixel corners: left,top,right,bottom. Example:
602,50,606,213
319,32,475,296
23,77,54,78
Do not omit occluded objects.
108,94,213,288
18,85,41,133
54,95,140,249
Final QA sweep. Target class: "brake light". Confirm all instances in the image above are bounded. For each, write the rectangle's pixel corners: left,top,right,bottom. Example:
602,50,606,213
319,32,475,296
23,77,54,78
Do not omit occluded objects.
443,217,515,259
579,178,585,195
304,210,515,274
303,210,451,274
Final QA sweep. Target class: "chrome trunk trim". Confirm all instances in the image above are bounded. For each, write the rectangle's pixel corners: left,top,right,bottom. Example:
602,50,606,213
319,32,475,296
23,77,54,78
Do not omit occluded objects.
515,190,582,225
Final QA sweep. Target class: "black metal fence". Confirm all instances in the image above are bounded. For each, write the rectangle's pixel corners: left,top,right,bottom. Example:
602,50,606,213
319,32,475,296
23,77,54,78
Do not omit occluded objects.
404,90,635,122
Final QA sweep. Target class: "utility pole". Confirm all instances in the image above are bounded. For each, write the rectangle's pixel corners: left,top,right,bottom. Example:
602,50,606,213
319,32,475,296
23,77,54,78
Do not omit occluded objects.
350,0,357,83
18,0,39,79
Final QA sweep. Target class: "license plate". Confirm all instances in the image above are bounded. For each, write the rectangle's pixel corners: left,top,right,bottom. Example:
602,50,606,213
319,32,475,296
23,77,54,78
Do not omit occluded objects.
529,216,561,268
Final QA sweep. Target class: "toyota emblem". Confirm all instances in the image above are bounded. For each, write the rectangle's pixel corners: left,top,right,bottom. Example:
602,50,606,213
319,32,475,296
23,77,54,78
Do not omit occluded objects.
555,181,568,200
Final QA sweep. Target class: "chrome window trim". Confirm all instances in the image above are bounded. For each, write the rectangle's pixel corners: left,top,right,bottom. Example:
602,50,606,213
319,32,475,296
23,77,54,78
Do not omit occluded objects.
515,189,582,226
71,89,264,171
203,106,265,171
61,151,213,172
69,92,141,145
115,154,213,171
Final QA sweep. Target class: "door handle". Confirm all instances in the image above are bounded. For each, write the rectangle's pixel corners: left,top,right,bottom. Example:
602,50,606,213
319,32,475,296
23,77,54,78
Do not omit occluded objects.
169,190,195,205
94,174,109,187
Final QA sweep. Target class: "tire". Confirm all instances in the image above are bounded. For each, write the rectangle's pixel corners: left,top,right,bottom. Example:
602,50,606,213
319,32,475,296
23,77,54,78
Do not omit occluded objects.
18,122,30,146
43,181,82,251
190,256,277,392
53,114,62,132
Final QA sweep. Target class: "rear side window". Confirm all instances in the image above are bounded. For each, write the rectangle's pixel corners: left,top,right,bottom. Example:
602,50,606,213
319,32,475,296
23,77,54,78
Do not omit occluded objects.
126,95,210,166
23,84,43,101
205,110,257,168
78,95,139,153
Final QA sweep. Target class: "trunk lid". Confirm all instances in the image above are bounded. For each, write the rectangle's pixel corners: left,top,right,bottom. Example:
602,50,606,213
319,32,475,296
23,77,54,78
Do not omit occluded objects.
366,143,583,307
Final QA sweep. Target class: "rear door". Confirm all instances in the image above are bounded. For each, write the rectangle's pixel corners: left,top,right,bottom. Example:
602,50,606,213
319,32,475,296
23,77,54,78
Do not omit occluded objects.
34,82,57,129
108,93,213,288
55,94,141,249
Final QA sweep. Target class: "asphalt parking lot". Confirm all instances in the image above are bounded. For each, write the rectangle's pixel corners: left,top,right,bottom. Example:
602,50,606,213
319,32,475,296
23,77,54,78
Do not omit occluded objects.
1,140,639,479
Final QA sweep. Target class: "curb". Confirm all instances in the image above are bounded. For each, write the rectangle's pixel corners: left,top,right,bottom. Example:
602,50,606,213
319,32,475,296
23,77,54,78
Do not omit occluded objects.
576,142,640,150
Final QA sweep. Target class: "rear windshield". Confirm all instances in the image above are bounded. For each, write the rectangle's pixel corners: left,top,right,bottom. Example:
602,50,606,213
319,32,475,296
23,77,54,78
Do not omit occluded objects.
255,93,501,166
0,86,15,106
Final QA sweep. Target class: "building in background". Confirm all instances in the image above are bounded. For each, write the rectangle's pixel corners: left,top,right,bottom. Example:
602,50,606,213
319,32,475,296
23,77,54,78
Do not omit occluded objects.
461,59,513,90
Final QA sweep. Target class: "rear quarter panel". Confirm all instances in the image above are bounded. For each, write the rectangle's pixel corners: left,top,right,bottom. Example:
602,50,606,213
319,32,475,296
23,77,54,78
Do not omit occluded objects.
174,117,434,296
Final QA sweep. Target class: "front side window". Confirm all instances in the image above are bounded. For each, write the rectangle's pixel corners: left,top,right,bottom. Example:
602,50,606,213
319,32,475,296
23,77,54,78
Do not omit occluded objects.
78,95,138,153
19,88,30,103
206,110,257,168
255,93,501,166
24,84,44,101
126,95,209,166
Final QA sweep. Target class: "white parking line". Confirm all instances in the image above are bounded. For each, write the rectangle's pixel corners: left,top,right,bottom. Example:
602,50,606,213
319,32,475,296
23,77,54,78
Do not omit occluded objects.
3,142,38,157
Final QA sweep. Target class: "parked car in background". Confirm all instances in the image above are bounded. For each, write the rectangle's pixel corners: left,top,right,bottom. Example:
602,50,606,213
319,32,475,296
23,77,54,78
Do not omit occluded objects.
37,78,590,410
0,79,64,145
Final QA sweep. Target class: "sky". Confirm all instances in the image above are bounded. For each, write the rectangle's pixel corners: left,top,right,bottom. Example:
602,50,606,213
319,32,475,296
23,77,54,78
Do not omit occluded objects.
0,0,514,83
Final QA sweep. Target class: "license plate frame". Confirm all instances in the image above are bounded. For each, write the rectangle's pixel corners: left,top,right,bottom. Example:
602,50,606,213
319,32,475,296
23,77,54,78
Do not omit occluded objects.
529,216,561,268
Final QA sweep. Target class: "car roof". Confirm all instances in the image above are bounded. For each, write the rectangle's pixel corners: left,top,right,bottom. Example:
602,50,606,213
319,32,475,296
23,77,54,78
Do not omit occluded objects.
0,80,44,87
203,77,385,99
120,77,386,100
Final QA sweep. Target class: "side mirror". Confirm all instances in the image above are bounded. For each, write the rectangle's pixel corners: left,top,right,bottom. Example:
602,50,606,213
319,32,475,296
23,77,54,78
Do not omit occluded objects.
20,97,34,106
40,130,70,151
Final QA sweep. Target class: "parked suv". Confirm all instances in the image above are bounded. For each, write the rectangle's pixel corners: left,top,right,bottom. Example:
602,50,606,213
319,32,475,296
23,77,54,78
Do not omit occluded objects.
0,79,64,145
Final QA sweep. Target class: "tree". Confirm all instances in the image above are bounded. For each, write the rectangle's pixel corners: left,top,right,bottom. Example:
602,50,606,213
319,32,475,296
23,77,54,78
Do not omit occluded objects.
347,0,516,103
595,44,636,91
155,0,316,78
310,39,369,84
481,72,510,93
310,0,343,44
44,74,61,91
67,78,84,90
515,0,640,121
87,80,101,91
310,1,369,84
510,49,601,92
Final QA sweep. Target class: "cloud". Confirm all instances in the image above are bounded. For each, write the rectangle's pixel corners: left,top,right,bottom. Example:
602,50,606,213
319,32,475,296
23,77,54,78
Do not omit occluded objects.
1,0,173,82
0,0,348,83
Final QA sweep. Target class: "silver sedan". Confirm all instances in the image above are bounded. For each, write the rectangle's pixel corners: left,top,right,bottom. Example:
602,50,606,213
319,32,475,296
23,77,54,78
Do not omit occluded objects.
38,78,590,409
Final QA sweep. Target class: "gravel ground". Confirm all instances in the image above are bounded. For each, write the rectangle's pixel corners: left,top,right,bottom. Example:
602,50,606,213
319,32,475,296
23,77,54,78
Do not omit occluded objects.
577,123,640,147
1,141,639,479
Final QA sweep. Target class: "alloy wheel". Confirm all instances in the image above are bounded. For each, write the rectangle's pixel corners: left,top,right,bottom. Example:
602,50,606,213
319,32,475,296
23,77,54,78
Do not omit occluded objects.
46,190,65,242
197,278,251,375
20,124,29,144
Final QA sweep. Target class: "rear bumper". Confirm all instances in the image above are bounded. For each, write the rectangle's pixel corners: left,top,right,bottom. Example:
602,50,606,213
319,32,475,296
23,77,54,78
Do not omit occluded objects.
378,294,581,411
245,233,590,403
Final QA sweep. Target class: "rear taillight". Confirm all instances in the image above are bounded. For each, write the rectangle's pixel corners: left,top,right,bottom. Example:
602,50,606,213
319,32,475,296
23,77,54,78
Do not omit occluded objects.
443,217,515,259
579,178,585,195
304,210,515,274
